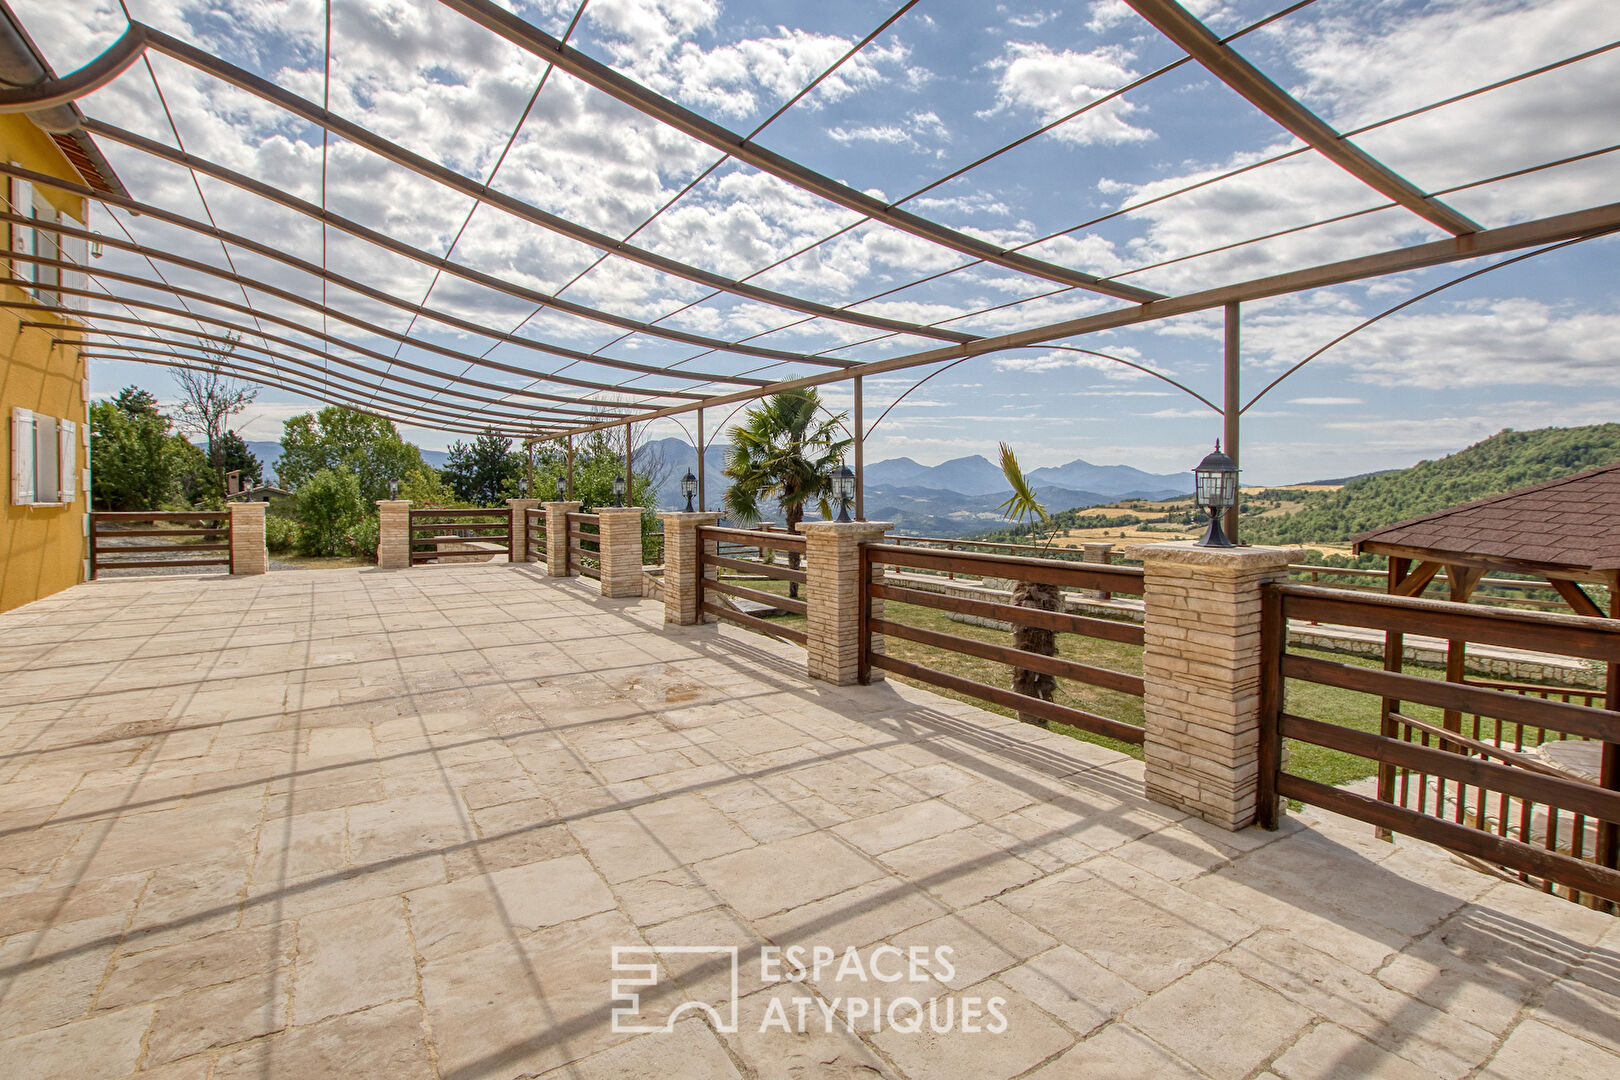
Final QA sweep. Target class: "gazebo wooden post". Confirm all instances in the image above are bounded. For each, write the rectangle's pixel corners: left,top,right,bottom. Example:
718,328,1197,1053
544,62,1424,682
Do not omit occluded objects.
566,434,575,500
1223,301,1240,544
1600,578,1620,877
696,407,705,513
1441,564,1483,824
1377,555,1411,837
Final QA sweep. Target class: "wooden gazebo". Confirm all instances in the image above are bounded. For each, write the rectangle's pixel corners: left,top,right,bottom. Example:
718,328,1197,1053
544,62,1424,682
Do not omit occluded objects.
1352,463,1619,880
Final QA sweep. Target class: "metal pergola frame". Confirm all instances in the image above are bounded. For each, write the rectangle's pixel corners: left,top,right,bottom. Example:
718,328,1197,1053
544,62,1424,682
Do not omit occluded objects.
4,0,1617,521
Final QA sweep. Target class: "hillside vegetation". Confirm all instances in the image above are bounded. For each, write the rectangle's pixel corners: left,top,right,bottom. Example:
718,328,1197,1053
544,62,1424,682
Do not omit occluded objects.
1239,425,1620,544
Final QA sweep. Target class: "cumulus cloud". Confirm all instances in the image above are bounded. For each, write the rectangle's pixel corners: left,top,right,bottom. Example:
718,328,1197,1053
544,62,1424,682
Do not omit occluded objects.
983,42,1155,145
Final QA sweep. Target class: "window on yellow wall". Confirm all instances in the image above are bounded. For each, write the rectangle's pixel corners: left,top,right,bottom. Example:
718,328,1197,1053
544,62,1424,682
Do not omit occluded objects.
10,407,76,506
7,174,64,307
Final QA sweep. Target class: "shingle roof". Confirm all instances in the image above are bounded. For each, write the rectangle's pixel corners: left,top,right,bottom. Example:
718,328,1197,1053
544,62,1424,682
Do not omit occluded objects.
1352,462,1620,572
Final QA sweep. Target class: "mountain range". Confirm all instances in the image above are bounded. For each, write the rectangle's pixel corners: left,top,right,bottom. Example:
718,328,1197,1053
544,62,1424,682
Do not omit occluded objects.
242,441,449,485
636,438,1188,534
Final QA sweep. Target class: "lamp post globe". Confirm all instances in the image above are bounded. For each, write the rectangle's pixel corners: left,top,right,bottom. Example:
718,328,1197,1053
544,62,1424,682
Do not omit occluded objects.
1192,441,1239,548
681,470,698,513
611,474,626,507
555,474,566,500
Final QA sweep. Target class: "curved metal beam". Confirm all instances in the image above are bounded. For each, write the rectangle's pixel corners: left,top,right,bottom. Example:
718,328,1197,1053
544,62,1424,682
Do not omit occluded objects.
436,0,1165,305
1121,0,1480,236
0,23,148,113
135,24,979,345
3,204,722,402
78,121,857,371
18,268,658,418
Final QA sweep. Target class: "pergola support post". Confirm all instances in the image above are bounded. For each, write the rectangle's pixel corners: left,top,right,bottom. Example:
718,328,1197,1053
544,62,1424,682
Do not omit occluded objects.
596,506,645,598
543,501,580,576
802,520,890,686
658,512,722,625
228,502,267,575
508,498,540,562
376,500,411,570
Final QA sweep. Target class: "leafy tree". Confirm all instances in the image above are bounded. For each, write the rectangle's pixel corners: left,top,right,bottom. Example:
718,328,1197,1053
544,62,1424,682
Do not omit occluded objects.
113,385,160,419
996,443,1059,727
722,389,850,598
170,436,221,507
443,428,520,505
277,406,432,504
89,399,176,510
216,429,263,490
171,336,258,494
294,469,366,556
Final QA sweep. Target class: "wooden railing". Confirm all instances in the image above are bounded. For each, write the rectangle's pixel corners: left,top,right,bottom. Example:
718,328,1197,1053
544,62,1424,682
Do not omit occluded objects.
408,507,511,565
698,525,807,646
524,508,545,562
1284,564,1575,612
89,511,232,578
860,543,1147,745
566,512,601,580
1261,584,1620,906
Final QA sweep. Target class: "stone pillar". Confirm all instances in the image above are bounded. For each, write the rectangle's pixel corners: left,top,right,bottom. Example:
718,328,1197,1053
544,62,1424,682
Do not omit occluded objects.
228,502,267,575
802,520,891,686
1127,541,1300,831
508,498,540,563
658,512,723,624
376,500,411,569
596,506,646,598
1082,542,1115,599
542,501,580,577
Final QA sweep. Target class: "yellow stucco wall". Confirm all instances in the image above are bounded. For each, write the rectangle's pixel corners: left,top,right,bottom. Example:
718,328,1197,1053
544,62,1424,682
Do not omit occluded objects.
1,114,92,613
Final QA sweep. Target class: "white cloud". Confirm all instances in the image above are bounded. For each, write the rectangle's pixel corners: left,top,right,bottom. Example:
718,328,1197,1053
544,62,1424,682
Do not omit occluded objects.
1288,396,1364,406
983,43,1155,145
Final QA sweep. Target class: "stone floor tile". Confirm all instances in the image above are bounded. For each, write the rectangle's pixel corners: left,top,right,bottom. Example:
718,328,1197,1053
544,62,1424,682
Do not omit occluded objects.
867,979,1074,1080
547,1018,741,1079
0,1006,154,1080
878,829,1041,908
99,922,297,1010
1271,1023,1437,1080
212,1000,436,1080
833,801,978,856
890,901,1056,991
693,833,884,920
997,946,1146,1037
144,969,291,1064
292,896,416,1025
722,984,894,1079
407,852,616,960
611,866,723,927
0,914,125,1039
1122,964,1313,1080
756,879,950,952
1479,1018,1620,1078
1022,1022,1207,1080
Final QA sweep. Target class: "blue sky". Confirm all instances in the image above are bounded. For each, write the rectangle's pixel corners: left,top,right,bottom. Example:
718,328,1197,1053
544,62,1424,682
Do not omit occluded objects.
25,0,1620,483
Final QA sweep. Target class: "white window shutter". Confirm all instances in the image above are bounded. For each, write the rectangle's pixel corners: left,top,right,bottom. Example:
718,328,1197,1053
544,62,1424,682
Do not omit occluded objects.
9,177,33,283
60,230,88,311
11,407,34,505
58,419,76,502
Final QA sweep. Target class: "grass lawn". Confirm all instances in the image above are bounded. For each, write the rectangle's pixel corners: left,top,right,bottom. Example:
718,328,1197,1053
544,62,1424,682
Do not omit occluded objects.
717,573,1474,789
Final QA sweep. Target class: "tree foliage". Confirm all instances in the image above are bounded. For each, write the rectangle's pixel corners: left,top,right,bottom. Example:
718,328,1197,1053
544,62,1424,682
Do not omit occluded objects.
277,407,432,504
721,389,850,531
216,429,263,489
443,428,520,505
294,469,367,556
89,397,176,510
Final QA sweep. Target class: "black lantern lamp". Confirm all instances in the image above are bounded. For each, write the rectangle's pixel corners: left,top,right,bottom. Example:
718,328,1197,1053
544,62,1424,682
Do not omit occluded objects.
388,479,399,500
1193,441,1239,548
555,474,566,500
611,474,626,507
831,464,856,524
681,469,698,513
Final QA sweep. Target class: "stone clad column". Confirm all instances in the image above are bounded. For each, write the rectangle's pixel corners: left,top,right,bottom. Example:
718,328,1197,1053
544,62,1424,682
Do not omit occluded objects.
658,511,722,624
1128,540,1300,830
1082,542,1115,599
375,500,411,570
543,501,580,576
228,502,267,575
507,498,540,563
596,506,646,598
802,520,891,686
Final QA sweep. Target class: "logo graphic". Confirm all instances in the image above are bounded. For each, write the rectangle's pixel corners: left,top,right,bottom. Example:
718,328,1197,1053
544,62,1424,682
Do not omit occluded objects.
610,945,740,1034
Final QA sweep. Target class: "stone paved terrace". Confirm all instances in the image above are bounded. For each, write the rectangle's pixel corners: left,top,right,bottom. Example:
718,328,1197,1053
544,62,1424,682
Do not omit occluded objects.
1,565,1617,1080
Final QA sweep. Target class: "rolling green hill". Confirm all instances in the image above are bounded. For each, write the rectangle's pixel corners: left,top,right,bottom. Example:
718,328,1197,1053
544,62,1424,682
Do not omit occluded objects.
1241,425,1620,545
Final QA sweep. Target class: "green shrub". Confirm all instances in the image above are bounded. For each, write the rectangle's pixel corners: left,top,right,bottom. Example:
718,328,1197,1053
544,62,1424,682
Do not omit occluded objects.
343,514,379,563
265,513,301,554
295,469,366,556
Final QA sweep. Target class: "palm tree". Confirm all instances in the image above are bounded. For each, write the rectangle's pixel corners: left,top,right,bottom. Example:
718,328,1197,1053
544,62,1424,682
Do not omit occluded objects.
723,389,851,599
996,443,1059,727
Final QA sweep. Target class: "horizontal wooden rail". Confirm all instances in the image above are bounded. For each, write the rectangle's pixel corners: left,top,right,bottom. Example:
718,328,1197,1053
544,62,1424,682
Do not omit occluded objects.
89,527,226,538
408,507,511,518
90,512,232,579
869,654,1144,745
870,582,1144,644
704,553,807,584
865,542,1143,595
90,511,228,521
97,543,229,554
1277,773,1620,905
700,525,805,553
705,578,808,616
701,601,807,645
1279,584,1620,662
1282,714,1619,822
91,557,233,570
871,617,1143,695
1282,654,1618,742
